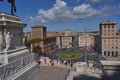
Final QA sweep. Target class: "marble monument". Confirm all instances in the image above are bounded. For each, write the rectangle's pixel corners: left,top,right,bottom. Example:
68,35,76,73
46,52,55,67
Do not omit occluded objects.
0,12,27,65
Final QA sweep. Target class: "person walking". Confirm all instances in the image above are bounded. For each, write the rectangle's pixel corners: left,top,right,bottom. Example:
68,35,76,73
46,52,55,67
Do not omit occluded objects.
37,57,41,67
71,61,74,67
51,59,54,66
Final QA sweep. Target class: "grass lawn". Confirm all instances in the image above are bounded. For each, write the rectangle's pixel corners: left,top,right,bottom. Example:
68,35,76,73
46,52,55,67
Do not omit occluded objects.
60,50,82,59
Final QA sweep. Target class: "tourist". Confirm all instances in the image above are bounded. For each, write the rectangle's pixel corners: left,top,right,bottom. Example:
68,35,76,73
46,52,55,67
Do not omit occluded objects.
64,60,66,66
66,59,68,66
61,59,63,65
37,57,41,66
44,58,46,64
51,59,54,66
71,61,74,67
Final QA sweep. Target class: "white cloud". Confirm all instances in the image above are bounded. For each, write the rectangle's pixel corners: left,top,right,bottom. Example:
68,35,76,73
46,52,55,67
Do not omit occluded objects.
101,5,120,16
73,4,100,18
29,0,101,23
87,0,106,3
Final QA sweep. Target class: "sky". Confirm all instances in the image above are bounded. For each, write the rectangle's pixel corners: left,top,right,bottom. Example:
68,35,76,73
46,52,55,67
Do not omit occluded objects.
0,0,120,32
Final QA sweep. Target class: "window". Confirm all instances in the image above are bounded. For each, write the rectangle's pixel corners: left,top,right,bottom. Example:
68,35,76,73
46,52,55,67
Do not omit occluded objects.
108,25,110,28
104,25,106,28
104,40,106,42
112,46,114,49
104,51,106,55
108,51,110,56
116,51,118,56
112,25,114,28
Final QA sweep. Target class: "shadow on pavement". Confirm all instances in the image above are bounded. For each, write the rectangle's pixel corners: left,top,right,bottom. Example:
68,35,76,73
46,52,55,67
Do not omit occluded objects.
73,74,103,80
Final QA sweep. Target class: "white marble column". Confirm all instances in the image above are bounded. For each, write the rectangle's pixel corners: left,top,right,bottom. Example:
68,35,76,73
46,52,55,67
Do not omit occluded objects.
110,52,112,56
106,52,108,56
114,52,116,56
3,50,8,65
102,52,104,56
118,52,120,56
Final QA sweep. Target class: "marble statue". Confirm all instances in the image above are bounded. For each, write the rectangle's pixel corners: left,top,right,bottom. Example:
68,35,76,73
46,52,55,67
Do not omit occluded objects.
4,32,12,51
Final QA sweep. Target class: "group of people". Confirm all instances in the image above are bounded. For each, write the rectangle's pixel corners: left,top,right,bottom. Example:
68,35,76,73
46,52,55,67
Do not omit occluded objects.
37,57,74,68
60,59,74,67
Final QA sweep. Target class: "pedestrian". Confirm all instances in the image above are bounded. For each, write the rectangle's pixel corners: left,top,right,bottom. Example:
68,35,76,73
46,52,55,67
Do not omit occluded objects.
37,57,41,67
64,60,66,66
71,61,74,67
66,59,68,66
51,59,54,66
44,58,46,64
61,59,63,65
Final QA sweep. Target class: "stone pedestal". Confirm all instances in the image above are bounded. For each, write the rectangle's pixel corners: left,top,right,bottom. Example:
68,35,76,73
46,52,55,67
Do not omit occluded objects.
101,60,120,80
74,62,87,72
0,12,27,65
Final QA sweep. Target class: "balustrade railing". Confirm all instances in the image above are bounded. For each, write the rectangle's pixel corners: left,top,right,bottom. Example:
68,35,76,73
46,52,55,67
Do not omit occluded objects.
0,53,36,80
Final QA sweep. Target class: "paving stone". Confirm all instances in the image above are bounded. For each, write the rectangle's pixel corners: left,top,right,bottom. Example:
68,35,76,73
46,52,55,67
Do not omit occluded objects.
26,66,69,80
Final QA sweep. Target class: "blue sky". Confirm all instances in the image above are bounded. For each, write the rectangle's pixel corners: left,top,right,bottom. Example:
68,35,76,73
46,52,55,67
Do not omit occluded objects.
0,0,120,32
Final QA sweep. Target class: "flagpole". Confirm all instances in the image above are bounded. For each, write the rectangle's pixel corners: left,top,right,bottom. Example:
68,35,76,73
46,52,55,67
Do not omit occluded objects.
84,27,89,67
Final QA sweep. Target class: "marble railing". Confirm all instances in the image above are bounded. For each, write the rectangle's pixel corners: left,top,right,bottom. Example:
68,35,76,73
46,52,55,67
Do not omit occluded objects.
0,53,36,80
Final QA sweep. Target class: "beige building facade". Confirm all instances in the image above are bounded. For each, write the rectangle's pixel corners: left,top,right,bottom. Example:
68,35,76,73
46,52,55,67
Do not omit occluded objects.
78,33,94,47
56,29,73,48
95,21,120,56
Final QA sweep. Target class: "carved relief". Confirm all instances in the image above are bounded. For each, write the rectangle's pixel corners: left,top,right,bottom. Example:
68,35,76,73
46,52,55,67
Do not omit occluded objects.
0,31,4,51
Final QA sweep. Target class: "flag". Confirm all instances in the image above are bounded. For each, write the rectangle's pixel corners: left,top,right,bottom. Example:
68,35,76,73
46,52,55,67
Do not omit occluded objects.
84,44,86,56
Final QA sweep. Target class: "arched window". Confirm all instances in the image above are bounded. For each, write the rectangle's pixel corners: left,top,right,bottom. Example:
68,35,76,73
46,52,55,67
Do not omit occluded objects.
108,51,110,56
116,51,118,56
104,51,106,55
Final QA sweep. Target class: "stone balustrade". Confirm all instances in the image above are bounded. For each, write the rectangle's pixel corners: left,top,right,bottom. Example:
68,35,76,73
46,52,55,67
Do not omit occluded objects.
0,53,36,80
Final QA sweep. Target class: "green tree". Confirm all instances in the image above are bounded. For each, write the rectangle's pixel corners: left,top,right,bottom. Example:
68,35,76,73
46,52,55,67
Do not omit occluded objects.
27,38,43,59
27,38,42,51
